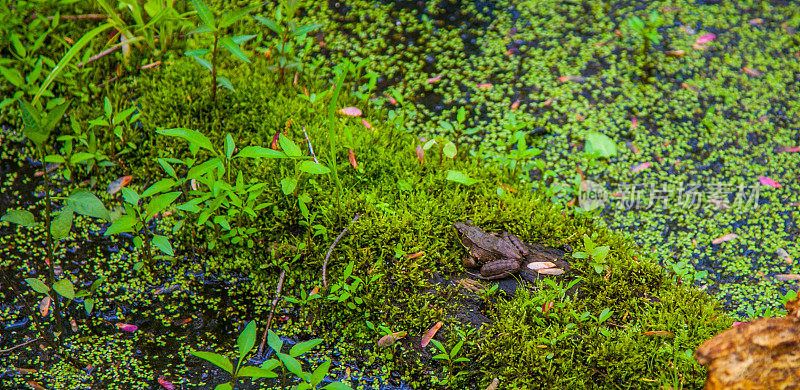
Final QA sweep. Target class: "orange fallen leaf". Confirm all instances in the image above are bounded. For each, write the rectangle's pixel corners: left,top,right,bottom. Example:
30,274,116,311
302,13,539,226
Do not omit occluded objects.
15,367,37,374
614,29,622,36
387,96,398,106
665,50,685,56
285,118,294,129
377,331,407,348
742,67,762,77
361,119,373,130
27,381,46,390
39,296,50,317
748,18,763,25
338,107,362,117
477,83,493,89
643,331,675,337
695,32,716,45
70,319,78,332
415,144,424,164
558,75,586,83
711,233,738,245
537,268,565,276
626,141,641,155
310,286,320,296
348,148,358,169
107,175,133,195
681,82,700,92
543,97,554,106
630,162,652,173
421,321,443,348
510,100,520,110
404,251,425,260
498,183,517,193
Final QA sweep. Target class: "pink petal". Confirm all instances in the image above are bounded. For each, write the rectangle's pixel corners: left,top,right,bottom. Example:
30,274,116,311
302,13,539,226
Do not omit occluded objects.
116,323,138,332
630,162,652,173
695,32,716,45
631,117,638,130
711,233,738,245
758,176,782,188
157,377,175,390
361,119,372,130
337,107,362,117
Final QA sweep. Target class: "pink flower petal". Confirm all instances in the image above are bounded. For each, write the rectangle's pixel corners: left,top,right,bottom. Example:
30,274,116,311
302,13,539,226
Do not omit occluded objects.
157,377,175,390
116,323,138,332
337,107,362,117
758,176,782,188
695,32,716,45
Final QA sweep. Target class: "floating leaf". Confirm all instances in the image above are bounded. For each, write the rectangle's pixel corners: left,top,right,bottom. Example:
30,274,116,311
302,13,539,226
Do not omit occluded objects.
758,176,781,188
348,149,357,169
775,146,799,153
681,82,700,92
527,262,556,271
510,100,520,110
557,75,586,83
742,67,762,77
445,170,479,186
537,268,565,275
39,296,51,316
695,32,716,45
711,233,738,245
107,175,133,195
377,331,407,348
426,75,442,84
421,321,443,348
774,274,800,281
157,377,175,390
665,50,685,56
337,107,362,117
630,162,652,173
476,83,493,89
584,132,617,158
116,323,138,332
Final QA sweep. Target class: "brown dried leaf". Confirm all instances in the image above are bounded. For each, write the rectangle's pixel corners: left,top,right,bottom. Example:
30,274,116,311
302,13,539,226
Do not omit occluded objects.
338,107,362,117
643,331,675,337
39,296,50,317
348,149,357,170
558,75,586,83
377,331,407,348
527,261,556,270
665,50,685,56
404,251,425,260
421,321,443,348
426,75,443,84
776,248,792,264
415,144,424,164
742,67,762,77
630,162,652,173
749,18,764,25
70,319,78,332
485,378,500,390
681,82,700,92
107,175,133,195
537,268,565,276
711,233,738,245
477,83,493,89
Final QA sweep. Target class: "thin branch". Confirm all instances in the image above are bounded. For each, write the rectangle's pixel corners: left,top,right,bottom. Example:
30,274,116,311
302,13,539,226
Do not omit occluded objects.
77,46,120,68
26,13,110,23
322,213,361,289
257,268,286,358
302,125,318,164
0,337,42,354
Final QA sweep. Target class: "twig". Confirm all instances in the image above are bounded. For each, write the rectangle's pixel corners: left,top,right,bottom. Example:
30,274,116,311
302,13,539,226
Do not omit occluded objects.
26,13,110,23
257,268,286,358
555,231,580,247
322,214,361,289
302,125,318,164
0,337,42,354
77,46,120,68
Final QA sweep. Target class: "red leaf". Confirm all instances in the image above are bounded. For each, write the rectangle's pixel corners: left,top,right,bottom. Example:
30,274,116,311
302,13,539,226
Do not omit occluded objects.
542,302,554,314
630,117,638,130
158,376,176,390
477,83,493,89
558,75,586,83
421,321,443,348
361,119,372,130
510,100,520,110
377,331,407,348
338,107,362,117
426,75,442,84
271,132,280,150
107,175,133,195
537,268,565,275
758,176,781,188
695,32,716,45
732,321,747,327
711,233,738,245
415,144,424,164
116,323,138,332
39,296,50,317
348,149,357,169
742,67,762,77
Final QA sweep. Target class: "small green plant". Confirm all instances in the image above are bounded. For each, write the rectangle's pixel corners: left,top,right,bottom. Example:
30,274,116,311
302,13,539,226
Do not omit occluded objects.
571,233,611,274
262,329,353,389
94,0,190,58
421,136,457,165
327,261,367,310
627,10,665,55
191,321,279,390
255,0,323,80
185,0,257,101
429,337,469,386
669,260,709,285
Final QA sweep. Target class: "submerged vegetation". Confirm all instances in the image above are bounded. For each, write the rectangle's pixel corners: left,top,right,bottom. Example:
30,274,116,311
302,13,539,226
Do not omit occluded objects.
1,0,797,389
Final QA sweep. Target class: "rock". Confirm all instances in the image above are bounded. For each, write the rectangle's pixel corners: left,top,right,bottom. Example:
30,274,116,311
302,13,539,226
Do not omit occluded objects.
695,291,800,389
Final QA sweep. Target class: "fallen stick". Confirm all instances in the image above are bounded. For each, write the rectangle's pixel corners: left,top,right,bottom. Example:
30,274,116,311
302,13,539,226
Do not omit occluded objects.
322,213,361,289
257,268,286,358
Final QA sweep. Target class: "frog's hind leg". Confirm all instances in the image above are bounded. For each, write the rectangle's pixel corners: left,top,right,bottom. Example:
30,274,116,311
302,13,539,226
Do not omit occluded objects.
480,260,520,280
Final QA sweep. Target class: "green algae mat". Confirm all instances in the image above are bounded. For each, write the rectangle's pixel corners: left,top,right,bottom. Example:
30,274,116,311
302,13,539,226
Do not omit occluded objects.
1,0,798,389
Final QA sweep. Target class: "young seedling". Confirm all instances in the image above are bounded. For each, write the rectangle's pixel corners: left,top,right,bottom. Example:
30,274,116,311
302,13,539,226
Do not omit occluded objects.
255,0,323,80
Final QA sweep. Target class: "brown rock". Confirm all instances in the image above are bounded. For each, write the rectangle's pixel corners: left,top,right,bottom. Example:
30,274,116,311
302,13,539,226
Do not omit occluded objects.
695,292,800,389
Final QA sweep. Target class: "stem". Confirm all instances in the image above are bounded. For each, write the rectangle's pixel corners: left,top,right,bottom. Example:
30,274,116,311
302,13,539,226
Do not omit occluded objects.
38,149,63,340
211,33,219,104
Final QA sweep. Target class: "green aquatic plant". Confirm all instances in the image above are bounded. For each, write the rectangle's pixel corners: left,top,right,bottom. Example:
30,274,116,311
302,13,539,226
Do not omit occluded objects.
255,0,323,80
429,336,469,387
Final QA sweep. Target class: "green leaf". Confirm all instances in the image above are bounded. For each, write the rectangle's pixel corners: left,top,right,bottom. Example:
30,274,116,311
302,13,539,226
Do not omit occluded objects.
218,76,235,92
188,24,216,35
289,338,322,357
120,187,141,206
103,97,112,117
20,100,48,147
53,279,75,300
442,142,457,159
235,146,286,159
34,23,114,105
184,49,211,56
266,330,283,352
141,179,176,198
255,16,281,35
584,132,617,158
157,158,178,179
67,190,110,220
280,178,297,195
238,365,278,378
157,128,216,154
84,298,95,315
278,134,301,157
70,152,96,164
598,308,614,323
277,352,304,377
104,214,137,235
231,34,257,45
311,359,331,385
151,235,174,256
292,23,323,37
261,358,280,371
298,161,330,175
0,67,24,88
191,55,213,72
219,5,259,29
445,170,479,186
450,340,463,359
190,0,215,27
224,133,235,160
2,210,35,228
145,192,181,221
190,351,233,374
237,321,257,361
321,383,353,390
220,37,250,63
51,209,74,241
25,278,50,294
214,384,232,390
213,215,231,230
628,16,644,32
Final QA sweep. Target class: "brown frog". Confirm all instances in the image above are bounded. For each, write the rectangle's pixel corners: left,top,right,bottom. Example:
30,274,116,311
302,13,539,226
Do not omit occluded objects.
453,221,530,279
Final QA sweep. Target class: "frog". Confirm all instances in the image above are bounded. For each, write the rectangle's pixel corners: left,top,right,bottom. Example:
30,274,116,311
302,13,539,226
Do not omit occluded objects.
453,221,531,280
